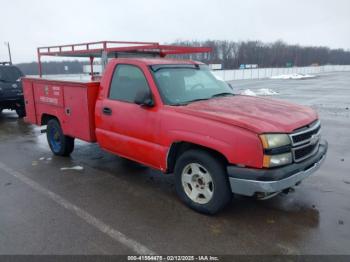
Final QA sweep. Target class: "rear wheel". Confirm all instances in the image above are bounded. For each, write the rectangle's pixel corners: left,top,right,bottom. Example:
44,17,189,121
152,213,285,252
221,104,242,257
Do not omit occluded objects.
47,119,74,156
174,150,232,214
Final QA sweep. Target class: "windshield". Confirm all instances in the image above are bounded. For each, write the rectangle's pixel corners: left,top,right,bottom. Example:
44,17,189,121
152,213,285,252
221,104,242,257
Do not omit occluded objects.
0,66,24,82
151,65,233,105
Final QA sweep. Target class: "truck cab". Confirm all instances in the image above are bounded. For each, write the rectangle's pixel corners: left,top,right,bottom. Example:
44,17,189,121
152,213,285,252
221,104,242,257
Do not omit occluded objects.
0,62,26,117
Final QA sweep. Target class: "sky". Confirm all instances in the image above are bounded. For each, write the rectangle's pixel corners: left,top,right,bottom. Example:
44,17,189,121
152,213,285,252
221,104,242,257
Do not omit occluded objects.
1,0,349,63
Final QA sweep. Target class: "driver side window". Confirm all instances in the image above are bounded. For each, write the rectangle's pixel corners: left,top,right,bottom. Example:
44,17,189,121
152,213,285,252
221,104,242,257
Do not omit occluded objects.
109,64,150,103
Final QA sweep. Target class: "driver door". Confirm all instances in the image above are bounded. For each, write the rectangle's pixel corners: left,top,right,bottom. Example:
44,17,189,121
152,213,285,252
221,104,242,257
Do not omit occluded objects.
97,64,162,168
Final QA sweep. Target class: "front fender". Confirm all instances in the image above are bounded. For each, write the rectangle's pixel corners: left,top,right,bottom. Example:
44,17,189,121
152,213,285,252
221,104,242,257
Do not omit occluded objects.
165,127,263,169
167,129,233,161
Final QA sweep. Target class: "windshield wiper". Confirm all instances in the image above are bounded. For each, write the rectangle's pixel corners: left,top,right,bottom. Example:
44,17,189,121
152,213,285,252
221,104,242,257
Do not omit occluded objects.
170,93,234,106
170,98,210,106
184,98,211,104
170,102,189,106
211,92,234,98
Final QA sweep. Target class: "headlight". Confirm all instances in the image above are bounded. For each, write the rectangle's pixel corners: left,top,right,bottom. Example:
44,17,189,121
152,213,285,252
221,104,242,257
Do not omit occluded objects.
263,152,292,168
260,134,292,168
260,134,291,149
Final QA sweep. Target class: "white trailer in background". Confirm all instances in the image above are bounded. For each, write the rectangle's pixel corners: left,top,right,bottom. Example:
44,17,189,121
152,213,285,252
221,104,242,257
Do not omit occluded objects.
208,64,222,70
83,64,102,75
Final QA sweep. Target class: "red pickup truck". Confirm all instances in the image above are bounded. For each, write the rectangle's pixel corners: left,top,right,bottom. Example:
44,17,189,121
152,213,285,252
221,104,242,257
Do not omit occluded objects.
23,41,327,214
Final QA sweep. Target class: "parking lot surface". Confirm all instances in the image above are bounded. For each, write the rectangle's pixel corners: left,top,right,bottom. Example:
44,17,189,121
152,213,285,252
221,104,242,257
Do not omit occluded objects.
0,72,349,255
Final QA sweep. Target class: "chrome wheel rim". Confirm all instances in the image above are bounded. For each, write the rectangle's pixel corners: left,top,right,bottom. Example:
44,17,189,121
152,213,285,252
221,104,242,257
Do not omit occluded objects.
181,163,214,204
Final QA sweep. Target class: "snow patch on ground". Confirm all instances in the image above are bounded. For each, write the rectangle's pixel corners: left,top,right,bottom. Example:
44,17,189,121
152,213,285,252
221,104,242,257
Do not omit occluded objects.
60,166,84,171
270,73,316,80
39,157,52,161
240,88,279,96
240,89,257,96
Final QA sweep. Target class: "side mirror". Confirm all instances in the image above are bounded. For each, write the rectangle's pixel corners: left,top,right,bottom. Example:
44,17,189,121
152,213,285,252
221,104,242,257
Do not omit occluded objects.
134,88,154,107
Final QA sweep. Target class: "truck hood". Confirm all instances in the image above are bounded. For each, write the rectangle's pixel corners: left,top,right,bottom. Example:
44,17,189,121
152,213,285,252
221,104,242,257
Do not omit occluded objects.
172,95,318,133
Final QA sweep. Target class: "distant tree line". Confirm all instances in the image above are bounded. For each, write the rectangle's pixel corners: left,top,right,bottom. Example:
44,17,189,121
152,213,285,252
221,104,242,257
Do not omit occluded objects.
15,40,350,74
170,40,350,69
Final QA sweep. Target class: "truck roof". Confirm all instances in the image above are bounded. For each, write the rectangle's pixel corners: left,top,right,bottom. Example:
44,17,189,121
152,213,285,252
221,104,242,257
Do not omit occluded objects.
23,57,204,84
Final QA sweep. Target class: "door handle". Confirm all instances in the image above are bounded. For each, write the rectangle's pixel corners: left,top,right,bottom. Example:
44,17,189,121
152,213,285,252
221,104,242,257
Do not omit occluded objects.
103,107,112,115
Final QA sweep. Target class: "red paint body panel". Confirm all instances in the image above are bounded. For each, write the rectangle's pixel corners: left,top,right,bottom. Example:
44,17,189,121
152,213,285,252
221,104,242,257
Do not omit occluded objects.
95,59,167,170
23,78,100,142
158,107,264,168
23,57,318,171
172,96,318,134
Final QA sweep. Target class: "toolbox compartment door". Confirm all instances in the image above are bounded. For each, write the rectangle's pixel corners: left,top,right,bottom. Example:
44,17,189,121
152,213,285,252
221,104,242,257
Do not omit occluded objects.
22,79,37,124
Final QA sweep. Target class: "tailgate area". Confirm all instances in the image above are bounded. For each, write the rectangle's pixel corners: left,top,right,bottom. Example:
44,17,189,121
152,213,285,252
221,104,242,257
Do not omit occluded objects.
23,78,100,142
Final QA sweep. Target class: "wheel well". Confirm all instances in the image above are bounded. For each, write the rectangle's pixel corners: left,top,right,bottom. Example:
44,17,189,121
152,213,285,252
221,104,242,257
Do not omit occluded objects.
166,142,229,174
41,114,58,126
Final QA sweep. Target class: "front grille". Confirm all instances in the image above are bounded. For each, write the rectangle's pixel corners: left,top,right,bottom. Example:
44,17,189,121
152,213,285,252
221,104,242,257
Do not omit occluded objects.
292,125,321,144
293,143,319,161
289,120,321,162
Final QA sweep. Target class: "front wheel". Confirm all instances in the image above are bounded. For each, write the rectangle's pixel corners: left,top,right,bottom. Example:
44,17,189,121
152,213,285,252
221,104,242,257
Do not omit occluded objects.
47,119,75,156
174,150,232,214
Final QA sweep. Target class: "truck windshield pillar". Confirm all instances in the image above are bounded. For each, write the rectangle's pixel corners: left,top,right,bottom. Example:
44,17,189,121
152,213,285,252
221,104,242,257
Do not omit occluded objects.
89,57,94,80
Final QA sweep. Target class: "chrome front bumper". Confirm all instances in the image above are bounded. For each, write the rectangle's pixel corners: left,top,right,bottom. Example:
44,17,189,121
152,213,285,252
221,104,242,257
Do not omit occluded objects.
228,140,328,197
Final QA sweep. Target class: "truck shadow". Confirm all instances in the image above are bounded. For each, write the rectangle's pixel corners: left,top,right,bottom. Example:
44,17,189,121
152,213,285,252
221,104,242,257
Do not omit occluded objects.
223,194,320,228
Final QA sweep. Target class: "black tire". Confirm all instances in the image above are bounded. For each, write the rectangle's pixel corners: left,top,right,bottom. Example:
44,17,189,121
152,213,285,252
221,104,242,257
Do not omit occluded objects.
174,149,232,215
46,119,75,156
16,107,26,118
